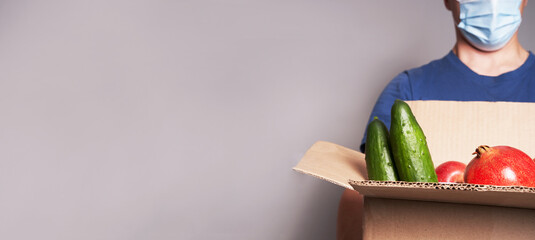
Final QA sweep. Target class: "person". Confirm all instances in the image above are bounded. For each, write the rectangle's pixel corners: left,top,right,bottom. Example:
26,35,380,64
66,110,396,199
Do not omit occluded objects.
337,0,532,239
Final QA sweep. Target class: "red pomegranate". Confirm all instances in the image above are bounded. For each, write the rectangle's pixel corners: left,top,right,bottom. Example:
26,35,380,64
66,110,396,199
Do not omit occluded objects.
464,145,535,187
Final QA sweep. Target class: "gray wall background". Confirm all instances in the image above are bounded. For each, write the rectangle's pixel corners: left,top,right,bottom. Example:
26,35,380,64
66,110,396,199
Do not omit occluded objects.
1,0,534,239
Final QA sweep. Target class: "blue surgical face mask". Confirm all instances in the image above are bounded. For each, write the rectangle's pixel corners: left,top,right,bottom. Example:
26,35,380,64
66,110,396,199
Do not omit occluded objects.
457,0,523,51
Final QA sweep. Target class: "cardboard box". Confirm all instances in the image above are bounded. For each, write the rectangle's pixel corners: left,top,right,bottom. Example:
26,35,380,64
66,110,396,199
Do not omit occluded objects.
293,101,535,239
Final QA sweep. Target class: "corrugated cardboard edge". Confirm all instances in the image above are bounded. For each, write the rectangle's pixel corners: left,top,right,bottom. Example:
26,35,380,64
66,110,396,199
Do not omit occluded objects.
292,168,352,189
351,180,535,209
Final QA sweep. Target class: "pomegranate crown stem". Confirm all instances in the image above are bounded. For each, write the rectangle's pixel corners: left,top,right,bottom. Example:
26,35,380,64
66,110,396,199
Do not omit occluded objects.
473,145,491,158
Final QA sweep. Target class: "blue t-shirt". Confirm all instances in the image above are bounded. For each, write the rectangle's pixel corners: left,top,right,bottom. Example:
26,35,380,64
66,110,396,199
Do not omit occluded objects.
360,50,535,152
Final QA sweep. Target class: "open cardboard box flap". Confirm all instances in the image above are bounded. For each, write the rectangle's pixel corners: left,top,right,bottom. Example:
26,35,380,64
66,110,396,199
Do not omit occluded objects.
293,101,535,209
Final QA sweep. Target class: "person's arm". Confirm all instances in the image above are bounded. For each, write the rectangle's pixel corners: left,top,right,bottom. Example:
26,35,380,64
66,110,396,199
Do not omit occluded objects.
337,73,411,240
337,189,364,240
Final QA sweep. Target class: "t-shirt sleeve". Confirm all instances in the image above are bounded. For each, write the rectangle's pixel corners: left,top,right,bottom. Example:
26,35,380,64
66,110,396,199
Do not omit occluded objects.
359,72,412,153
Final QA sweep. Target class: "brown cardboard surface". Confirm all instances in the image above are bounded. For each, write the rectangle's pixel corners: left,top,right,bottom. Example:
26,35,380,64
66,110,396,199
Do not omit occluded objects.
407,101,535,166
293,141,367,189
363,197,535,240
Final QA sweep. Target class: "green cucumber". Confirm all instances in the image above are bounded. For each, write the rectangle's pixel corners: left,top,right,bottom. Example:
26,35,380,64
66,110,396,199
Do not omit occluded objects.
365,117,399,181
390,99,438,182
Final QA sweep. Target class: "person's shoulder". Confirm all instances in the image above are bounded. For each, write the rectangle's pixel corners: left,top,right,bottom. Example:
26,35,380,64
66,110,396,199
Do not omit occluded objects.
406,52,452,76
402,52,454,85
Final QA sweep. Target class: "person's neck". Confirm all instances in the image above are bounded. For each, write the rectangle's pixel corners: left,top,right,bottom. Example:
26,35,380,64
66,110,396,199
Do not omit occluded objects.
452,35,529,77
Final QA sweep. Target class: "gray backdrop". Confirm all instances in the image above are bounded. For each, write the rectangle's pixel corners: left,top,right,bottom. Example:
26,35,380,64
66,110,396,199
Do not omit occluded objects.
1,0,534,239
